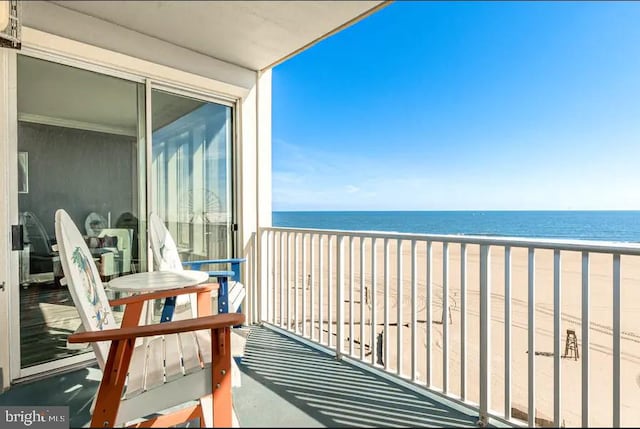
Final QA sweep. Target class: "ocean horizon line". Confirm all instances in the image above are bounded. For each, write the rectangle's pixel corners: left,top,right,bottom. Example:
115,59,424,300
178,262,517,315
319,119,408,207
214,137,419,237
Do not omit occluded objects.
273,209,640,213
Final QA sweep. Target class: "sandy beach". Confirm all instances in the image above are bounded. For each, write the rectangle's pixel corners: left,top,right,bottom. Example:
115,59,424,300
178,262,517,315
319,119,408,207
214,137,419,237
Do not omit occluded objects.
268,235,640,427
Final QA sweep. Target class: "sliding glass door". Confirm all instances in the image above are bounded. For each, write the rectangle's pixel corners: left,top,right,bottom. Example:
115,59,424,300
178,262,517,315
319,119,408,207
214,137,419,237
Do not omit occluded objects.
15,55,146,372
8,55,236,380
151,89,234,263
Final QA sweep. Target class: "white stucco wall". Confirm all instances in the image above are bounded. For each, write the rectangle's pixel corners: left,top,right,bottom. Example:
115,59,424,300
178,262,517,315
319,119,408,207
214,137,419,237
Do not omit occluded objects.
257,70,273,231
257,70,273,321
237,70,273,250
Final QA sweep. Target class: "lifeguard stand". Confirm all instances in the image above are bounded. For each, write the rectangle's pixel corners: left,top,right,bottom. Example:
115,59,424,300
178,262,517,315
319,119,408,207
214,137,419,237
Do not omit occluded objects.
563,329,579,360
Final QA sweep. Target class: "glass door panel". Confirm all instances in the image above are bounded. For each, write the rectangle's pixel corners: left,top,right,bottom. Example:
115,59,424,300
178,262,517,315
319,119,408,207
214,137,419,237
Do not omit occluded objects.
16,55,146,369
151,89,233,262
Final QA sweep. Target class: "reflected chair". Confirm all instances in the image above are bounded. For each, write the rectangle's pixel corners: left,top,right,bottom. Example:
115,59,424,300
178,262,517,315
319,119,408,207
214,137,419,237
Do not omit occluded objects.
85,212,108,237
55,209,243,427
19,211,57,280
98,228,133,276
115,212,140,272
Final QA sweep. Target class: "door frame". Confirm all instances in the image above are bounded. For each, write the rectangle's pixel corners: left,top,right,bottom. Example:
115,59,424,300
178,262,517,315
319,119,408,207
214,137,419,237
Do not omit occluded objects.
1,28,246,384
0,46,18,391
148,82,237,263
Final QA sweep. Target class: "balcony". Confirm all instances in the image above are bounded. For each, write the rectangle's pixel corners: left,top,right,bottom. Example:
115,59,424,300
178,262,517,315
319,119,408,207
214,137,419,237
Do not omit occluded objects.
3,227,639,427
243,227,640,428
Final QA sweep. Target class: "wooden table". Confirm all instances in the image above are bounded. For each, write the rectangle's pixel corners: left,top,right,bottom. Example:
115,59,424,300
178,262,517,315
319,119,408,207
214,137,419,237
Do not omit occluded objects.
107,270,210,321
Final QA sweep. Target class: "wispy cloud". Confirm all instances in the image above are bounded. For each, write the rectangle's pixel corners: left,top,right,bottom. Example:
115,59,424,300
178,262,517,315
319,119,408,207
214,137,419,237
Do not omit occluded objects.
272,137,640,211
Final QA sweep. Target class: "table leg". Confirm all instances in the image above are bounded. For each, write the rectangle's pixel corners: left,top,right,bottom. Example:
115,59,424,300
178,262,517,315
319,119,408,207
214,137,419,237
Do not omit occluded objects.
160,296,177,322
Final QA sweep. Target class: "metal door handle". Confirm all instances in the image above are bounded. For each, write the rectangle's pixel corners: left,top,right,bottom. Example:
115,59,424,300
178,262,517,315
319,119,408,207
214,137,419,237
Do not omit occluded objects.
0,281,5,291
11,224,24,250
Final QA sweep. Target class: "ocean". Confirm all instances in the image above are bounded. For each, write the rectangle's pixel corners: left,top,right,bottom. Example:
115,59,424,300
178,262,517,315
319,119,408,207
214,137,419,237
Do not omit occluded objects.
272,211,640,243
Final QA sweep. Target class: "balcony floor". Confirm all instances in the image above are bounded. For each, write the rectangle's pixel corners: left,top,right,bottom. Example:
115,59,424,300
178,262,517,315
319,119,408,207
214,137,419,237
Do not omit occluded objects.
0,325,488,428
235,325,483,428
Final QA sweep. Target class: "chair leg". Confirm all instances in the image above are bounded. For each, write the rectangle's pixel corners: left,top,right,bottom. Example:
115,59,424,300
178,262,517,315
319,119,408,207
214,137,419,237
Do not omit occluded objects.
200,394,214,428
92,339,135,428
211,327,233,427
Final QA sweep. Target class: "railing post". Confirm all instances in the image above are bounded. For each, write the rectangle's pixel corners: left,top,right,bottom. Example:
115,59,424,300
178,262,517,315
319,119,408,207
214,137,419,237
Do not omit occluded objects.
504,246,512,421
442,241,449,393
479,244,491,427
426,241,432,388
528,248,536,428
319,235,324,344
613,253,621,428
294,233,299,334
383,238,390,371
371,238,378,366
310,234,316,341
460,242,467,400
360,237,366,362
336,235,345,357
582,251,590,427
397,239,403,376
271,230,276,324
411,239,418,381
349,236,355,356
286,232,291,331
252,230,269,323
553,249,561,427
279,232,285,328
328,235,333,347
302,233,307,338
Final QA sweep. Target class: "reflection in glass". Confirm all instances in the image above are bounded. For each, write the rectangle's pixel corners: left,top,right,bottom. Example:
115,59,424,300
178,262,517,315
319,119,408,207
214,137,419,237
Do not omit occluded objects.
151,90,233,262
17,55,145,368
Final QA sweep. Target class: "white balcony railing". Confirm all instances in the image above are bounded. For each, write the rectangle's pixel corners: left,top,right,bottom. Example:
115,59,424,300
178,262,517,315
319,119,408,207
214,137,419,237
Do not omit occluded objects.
250,227,640,427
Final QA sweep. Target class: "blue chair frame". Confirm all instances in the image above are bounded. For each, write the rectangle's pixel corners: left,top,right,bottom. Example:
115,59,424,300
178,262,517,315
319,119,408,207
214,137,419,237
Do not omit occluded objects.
183,258,246,314
158,258,245,323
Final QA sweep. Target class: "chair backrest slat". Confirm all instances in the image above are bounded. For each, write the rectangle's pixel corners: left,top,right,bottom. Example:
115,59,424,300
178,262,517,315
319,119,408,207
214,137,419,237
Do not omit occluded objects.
55,209,116,369
149,213,184,271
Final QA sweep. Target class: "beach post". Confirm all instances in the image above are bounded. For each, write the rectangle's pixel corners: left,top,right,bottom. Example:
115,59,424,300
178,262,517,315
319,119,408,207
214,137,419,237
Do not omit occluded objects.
376,331,384,365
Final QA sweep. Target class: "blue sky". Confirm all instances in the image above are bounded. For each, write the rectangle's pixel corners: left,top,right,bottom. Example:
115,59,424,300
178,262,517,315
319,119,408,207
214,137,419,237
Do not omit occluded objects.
272,1,640,211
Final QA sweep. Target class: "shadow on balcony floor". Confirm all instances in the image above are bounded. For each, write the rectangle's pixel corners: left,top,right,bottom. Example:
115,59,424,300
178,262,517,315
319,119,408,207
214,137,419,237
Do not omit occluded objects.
0,325,487,428
234,326,480,428
0,365,100,428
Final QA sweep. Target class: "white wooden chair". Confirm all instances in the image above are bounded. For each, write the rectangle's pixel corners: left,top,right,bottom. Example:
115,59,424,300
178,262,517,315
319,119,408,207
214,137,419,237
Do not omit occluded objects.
148,212,246,318
148,212,246,388
55,209,243,427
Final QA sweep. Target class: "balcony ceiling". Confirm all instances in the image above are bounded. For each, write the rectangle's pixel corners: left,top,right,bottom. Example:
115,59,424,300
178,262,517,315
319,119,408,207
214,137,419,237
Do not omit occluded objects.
49,0,387,71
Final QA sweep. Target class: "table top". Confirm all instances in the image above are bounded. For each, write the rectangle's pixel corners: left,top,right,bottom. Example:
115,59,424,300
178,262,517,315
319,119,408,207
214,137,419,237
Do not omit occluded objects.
106,270,209,293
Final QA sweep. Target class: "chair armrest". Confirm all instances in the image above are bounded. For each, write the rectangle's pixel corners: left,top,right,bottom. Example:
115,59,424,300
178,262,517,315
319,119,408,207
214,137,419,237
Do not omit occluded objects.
182,258,246,266
68,313,244,343
108,283,218,307
183,258,247,282
207,270,236,278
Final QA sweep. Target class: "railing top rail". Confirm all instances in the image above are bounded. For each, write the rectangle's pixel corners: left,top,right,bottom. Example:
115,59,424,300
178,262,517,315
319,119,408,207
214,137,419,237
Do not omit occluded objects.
260,226,640,255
